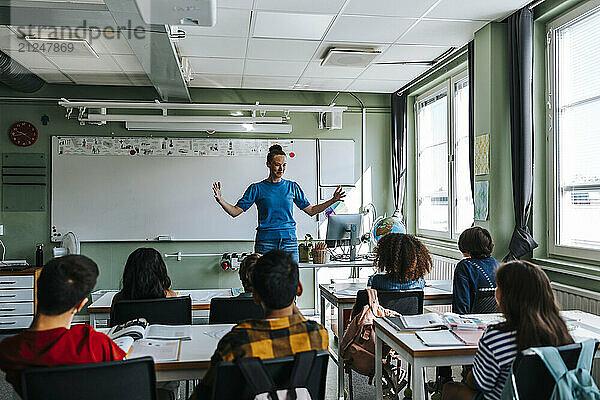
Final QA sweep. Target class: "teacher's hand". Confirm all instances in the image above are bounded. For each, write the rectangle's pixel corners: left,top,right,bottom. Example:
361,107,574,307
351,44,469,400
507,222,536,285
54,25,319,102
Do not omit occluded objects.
332,186,346,202
212,181,223,202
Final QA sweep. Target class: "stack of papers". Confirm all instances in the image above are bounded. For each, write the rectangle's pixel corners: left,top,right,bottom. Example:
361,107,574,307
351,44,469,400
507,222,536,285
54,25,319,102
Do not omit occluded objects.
384,314,446,330
452,329,485,345
128,339,181,361
416,331,465,347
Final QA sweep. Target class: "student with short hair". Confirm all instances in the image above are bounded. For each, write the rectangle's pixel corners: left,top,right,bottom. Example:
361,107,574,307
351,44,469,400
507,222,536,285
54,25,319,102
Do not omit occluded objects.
442,261,574,400
452,227,500,314
238,253,261,296
111,247,176,318
192,249,328,398
0,255,125,395
368,233,433,290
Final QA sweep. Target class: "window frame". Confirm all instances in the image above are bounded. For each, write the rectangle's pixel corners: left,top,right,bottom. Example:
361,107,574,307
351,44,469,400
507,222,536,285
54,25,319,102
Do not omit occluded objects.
415,68,470,241
546,0,600,262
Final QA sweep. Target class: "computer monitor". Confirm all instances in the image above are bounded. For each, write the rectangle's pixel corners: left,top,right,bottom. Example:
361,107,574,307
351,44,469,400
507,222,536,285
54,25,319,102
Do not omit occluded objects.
325,214,362,261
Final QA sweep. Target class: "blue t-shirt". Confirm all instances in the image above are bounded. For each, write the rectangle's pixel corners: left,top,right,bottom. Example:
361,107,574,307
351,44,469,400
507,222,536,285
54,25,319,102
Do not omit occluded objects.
367,273,425,290
452,257,499,314
236,179,311,240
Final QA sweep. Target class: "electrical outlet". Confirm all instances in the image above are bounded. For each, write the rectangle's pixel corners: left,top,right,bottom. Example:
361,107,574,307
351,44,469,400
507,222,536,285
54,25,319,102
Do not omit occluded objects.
0,225,3,235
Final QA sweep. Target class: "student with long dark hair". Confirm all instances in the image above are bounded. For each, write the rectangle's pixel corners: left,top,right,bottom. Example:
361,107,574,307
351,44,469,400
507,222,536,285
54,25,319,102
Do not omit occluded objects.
442,261,573,400
111,248,175,311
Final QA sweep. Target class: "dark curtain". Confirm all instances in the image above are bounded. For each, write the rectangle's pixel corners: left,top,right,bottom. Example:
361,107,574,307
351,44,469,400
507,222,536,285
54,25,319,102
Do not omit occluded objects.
468,40,475,199
505,7,538,261
391,92,407,222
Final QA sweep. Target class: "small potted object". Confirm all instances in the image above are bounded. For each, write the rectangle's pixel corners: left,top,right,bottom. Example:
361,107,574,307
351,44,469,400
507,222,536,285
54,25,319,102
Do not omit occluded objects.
311,241,328,264
298,234,314,262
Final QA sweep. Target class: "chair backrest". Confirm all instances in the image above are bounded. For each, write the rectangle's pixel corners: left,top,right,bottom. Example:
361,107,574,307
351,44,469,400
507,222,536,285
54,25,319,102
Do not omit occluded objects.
211,351,329,400
352,289,424,319
21,357,156,400
470,287,498,314
511,342,589,399
111,296,192,327
209,296,264,325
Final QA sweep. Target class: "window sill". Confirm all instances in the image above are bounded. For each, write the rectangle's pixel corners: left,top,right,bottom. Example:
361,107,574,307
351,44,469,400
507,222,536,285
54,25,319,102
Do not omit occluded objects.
418,236,462,260
533,257,600,283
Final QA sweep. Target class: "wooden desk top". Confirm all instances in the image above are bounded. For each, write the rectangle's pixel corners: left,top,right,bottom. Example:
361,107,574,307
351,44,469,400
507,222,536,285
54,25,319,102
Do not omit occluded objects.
319,280,453,304
88,289,234,313
373,310,600,358
100,324,234,371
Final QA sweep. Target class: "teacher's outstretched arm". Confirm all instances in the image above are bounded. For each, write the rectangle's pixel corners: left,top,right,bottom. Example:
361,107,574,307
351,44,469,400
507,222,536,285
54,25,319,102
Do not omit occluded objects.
302,186,346,217
213,181,243,217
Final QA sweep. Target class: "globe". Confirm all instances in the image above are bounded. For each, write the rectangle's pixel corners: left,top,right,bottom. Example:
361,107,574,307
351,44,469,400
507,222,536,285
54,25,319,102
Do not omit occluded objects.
371,215,406,243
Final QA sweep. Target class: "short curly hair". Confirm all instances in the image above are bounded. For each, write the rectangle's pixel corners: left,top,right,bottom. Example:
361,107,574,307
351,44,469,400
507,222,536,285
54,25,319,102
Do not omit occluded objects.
239,253,261,293
374,233,432,281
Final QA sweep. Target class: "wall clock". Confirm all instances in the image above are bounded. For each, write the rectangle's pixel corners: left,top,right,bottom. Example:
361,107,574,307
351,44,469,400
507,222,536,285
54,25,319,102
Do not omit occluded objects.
9,121,38,147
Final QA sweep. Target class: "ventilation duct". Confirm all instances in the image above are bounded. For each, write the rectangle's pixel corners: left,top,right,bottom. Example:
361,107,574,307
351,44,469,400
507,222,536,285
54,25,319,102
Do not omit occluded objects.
0,50,45,93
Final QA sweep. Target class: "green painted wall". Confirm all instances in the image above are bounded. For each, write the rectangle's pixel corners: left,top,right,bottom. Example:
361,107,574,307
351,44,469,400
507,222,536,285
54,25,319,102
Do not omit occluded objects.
0,85,393,309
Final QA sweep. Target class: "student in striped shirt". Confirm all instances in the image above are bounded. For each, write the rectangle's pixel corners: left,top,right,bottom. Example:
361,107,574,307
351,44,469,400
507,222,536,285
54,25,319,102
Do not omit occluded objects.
442,261,573,400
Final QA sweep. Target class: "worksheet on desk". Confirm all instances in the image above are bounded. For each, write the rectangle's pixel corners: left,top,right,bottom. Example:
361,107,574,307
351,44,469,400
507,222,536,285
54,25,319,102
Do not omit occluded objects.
128,339,180,361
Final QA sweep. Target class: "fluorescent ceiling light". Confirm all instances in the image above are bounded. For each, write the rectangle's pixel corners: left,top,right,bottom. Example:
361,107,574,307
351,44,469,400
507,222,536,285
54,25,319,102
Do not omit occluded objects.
125,122,293,133
83,114,285,123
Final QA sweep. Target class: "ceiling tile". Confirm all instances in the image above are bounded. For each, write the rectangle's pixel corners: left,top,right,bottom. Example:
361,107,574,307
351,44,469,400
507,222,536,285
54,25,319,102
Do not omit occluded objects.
0,29,28,51
3,49,56,69
325,15,415,44
178,36,247,58
247,38,319,61
347,79,408,93
398,19,487,46
377,44,448,63
30,68,73,83
174,9,251,38
296,77,353,91
344,0,439,17
189,74,242,88
427,0,530,21
113,55,145,73
188,57,245,74
253,12,334,40
360,63,430,80
244,59,307,76
126,73,153,86
48,54,122,72
218,0,253,9
242,75,298,89
302,61,364,79
94,33,136,55
255,0,346,14
65,72,133,85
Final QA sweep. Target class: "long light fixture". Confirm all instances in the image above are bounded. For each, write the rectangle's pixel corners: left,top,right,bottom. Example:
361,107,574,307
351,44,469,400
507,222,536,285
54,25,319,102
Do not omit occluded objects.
82,114,285,123
125,122,293,134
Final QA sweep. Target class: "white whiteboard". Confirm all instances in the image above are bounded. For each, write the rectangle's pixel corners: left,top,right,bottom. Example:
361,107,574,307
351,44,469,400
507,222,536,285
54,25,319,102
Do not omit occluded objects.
318,139,356,186
51,137,318,242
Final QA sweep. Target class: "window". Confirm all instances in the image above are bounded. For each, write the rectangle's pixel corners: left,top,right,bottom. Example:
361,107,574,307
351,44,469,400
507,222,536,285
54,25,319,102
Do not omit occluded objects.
548,0,600,260
416,70,473,239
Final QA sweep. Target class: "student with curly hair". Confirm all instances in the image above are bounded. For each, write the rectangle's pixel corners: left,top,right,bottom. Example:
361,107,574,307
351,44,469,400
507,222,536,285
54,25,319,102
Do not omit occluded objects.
452,227,500,314
368,233,433,290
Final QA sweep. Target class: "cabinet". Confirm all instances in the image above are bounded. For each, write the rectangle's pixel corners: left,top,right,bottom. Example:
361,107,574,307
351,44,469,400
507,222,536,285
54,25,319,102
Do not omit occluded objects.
0,268,41,330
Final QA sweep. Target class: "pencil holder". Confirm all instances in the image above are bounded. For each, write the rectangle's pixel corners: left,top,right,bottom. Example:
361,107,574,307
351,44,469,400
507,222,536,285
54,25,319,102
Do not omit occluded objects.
311,249,327,264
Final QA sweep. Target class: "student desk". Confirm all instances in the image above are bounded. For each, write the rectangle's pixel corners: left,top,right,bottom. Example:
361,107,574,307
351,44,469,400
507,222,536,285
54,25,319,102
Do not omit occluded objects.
319,280,452,400
373,310,600,400
100,323,234,382
87,289,234,328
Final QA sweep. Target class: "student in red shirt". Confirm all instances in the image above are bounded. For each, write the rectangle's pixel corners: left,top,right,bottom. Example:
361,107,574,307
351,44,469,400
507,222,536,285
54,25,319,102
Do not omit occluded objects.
0,255,125,395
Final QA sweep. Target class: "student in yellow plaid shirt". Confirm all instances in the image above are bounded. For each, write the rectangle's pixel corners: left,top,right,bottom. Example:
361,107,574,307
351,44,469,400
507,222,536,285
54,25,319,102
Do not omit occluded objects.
192,250,329,399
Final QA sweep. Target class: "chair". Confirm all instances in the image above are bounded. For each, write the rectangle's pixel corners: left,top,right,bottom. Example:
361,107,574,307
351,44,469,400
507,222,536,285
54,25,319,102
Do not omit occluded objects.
211,350,329,400
510,342,597,399
21,357,156,400
209,296,264,324
470,287,498,314
348,289,424,399
110,296,192,327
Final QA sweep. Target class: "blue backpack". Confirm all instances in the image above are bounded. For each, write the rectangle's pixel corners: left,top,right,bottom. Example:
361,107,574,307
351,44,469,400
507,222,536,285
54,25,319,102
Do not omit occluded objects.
502,339,600,400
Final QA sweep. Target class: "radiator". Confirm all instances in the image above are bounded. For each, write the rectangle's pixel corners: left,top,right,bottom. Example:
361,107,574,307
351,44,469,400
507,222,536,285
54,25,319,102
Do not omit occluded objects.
551,282,600,385
426,254,459,281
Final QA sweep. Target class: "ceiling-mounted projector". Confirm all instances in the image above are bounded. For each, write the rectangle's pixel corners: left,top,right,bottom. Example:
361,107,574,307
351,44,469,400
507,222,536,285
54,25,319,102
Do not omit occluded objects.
134,0,217,26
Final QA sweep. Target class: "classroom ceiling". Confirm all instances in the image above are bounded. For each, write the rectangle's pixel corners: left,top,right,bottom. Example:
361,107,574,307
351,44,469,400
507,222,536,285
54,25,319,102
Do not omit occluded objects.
0,0,530,94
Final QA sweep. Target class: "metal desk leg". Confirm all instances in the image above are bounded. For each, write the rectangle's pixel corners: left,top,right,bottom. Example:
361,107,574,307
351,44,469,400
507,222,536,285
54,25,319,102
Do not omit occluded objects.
375,334,383,399
337,304,346,400
314,266,319,315
320,293,326,327
89,313,97,329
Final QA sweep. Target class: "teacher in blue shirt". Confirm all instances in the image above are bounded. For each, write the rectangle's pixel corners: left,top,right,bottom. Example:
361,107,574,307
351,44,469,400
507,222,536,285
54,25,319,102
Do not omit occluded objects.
212,144,345,262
